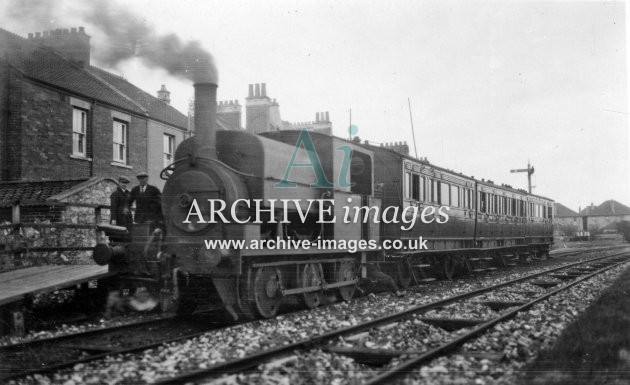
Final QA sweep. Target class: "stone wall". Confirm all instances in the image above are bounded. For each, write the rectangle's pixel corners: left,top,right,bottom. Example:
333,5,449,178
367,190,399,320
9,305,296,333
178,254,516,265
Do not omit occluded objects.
0,178,117,271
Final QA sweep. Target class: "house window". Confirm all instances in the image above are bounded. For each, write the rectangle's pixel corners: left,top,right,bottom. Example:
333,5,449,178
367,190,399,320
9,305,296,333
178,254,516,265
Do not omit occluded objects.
163,134,175,167
72,108,87,156
113,120,128,164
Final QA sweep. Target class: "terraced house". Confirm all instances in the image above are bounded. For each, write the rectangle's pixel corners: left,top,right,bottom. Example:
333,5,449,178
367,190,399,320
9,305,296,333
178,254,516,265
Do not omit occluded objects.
0,27,189,190
0,27,190,268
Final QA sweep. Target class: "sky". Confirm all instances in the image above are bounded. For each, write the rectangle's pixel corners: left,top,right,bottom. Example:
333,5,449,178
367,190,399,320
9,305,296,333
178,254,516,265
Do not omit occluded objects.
1,0,628,212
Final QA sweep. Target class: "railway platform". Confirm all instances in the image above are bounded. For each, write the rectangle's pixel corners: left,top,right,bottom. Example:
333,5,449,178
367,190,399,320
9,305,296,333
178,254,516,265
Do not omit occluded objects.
0,265,114,335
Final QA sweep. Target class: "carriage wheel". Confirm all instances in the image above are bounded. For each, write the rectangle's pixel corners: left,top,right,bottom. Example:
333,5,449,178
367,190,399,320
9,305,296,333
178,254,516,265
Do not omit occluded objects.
253,267,282,318
337,261,357,301
493,252,507,268
442,256,456,280
397,259,412,288
300,263,322,309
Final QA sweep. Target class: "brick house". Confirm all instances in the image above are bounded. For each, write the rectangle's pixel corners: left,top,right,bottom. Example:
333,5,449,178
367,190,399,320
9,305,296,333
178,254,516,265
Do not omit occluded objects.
0,27,189,190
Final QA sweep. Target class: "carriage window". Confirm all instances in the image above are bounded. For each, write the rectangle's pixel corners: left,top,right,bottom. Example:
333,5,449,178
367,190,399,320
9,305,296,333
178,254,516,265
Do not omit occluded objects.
451,185,459,207
480,192,486,213
405,172,411,199
411,174,420,200
440,182,450,206
468,189,473,209
433,180,440,204
420,176,426,201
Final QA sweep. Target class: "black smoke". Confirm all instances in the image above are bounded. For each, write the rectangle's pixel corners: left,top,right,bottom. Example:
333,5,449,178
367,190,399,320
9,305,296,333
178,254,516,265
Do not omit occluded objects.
3,0,218,83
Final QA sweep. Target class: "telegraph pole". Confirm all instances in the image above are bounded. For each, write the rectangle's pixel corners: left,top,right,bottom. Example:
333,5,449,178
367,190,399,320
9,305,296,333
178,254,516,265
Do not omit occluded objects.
510,162,535,193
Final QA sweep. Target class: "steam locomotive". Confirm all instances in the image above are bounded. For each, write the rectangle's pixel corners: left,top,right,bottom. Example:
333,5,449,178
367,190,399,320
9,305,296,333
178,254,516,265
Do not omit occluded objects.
94,82,554,320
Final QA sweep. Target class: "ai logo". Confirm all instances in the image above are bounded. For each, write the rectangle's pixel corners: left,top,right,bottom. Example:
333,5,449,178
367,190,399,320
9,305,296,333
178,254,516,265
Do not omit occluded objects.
275,129,354,189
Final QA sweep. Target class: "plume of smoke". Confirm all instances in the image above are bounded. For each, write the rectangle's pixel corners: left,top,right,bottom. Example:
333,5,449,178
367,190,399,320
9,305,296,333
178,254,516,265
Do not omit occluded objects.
85,0,217,83
3,0,218,83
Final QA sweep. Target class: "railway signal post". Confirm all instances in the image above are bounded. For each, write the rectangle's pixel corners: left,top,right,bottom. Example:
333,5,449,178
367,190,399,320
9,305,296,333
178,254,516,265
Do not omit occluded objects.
511,162,535,193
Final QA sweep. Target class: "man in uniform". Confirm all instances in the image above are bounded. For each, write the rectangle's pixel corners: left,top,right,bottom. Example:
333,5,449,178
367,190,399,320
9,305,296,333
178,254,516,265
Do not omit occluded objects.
128,172,163,224
110,175,132,228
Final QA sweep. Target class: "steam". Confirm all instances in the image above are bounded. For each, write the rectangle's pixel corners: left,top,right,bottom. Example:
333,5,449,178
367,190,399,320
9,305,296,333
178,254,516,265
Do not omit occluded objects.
3,0,218,83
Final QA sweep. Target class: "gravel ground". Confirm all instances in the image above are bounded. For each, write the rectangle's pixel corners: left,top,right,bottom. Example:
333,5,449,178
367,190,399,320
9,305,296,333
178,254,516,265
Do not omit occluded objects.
399,262,630,385
334,317,460,352
9,249,627,385
211,262,630,385
0,313,166,347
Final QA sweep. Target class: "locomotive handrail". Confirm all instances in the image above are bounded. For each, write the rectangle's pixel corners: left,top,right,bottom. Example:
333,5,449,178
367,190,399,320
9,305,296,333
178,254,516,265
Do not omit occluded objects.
160,156,255,180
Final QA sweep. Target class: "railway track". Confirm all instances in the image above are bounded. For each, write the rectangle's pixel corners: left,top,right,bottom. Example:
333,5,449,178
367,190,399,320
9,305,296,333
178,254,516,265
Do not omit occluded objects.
3,244,626,383
0,314,221,381
151,248,630,384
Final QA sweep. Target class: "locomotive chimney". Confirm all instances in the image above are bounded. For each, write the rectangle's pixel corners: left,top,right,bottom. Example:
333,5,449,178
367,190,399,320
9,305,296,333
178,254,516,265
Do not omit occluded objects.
194,82,218,158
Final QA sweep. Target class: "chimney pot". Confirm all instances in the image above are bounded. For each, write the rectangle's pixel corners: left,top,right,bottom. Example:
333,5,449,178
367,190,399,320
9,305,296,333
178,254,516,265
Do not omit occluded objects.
261,83,267,97
35,32,41,38
79,26,85,34
43,31,49,37
28,33,33,39
248,84,254,98
326,111,329,121
62,28,69,34
157,84,171,104
316,112,320,122
255,83,260,97
71,27,77,34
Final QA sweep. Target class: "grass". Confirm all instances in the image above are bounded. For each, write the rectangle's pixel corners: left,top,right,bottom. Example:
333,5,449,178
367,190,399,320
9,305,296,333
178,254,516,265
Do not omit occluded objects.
521,265,630,384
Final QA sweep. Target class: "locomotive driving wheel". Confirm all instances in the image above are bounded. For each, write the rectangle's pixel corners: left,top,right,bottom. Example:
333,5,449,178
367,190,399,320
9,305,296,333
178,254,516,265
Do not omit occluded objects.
253,267,282,318
300,263,322,309
337,261,357,301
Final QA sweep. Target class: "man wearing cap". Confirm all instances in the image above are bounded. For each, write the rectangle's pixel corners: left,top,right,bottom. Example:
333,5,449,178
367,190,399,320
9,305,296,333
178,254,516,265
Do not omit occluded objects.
128,172,163,224
110,175,133,228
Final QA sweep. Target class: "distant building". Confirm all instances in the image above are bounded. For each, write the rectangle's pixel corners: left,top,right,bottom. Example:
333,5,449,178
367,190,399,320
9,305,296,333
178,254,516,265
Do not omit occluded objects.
282,112,332,135
579,200,630,233
0,27,189,190
553,200,630,235
553,202,581,236
208,82,332,135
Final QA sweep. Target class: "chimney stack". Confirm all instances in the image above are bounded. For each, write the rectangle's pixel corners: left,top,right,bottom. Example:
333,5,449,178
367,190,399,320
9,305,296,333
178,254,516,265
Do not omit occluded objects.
157,84,171,104
194,82,218,158
28,26,91,66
